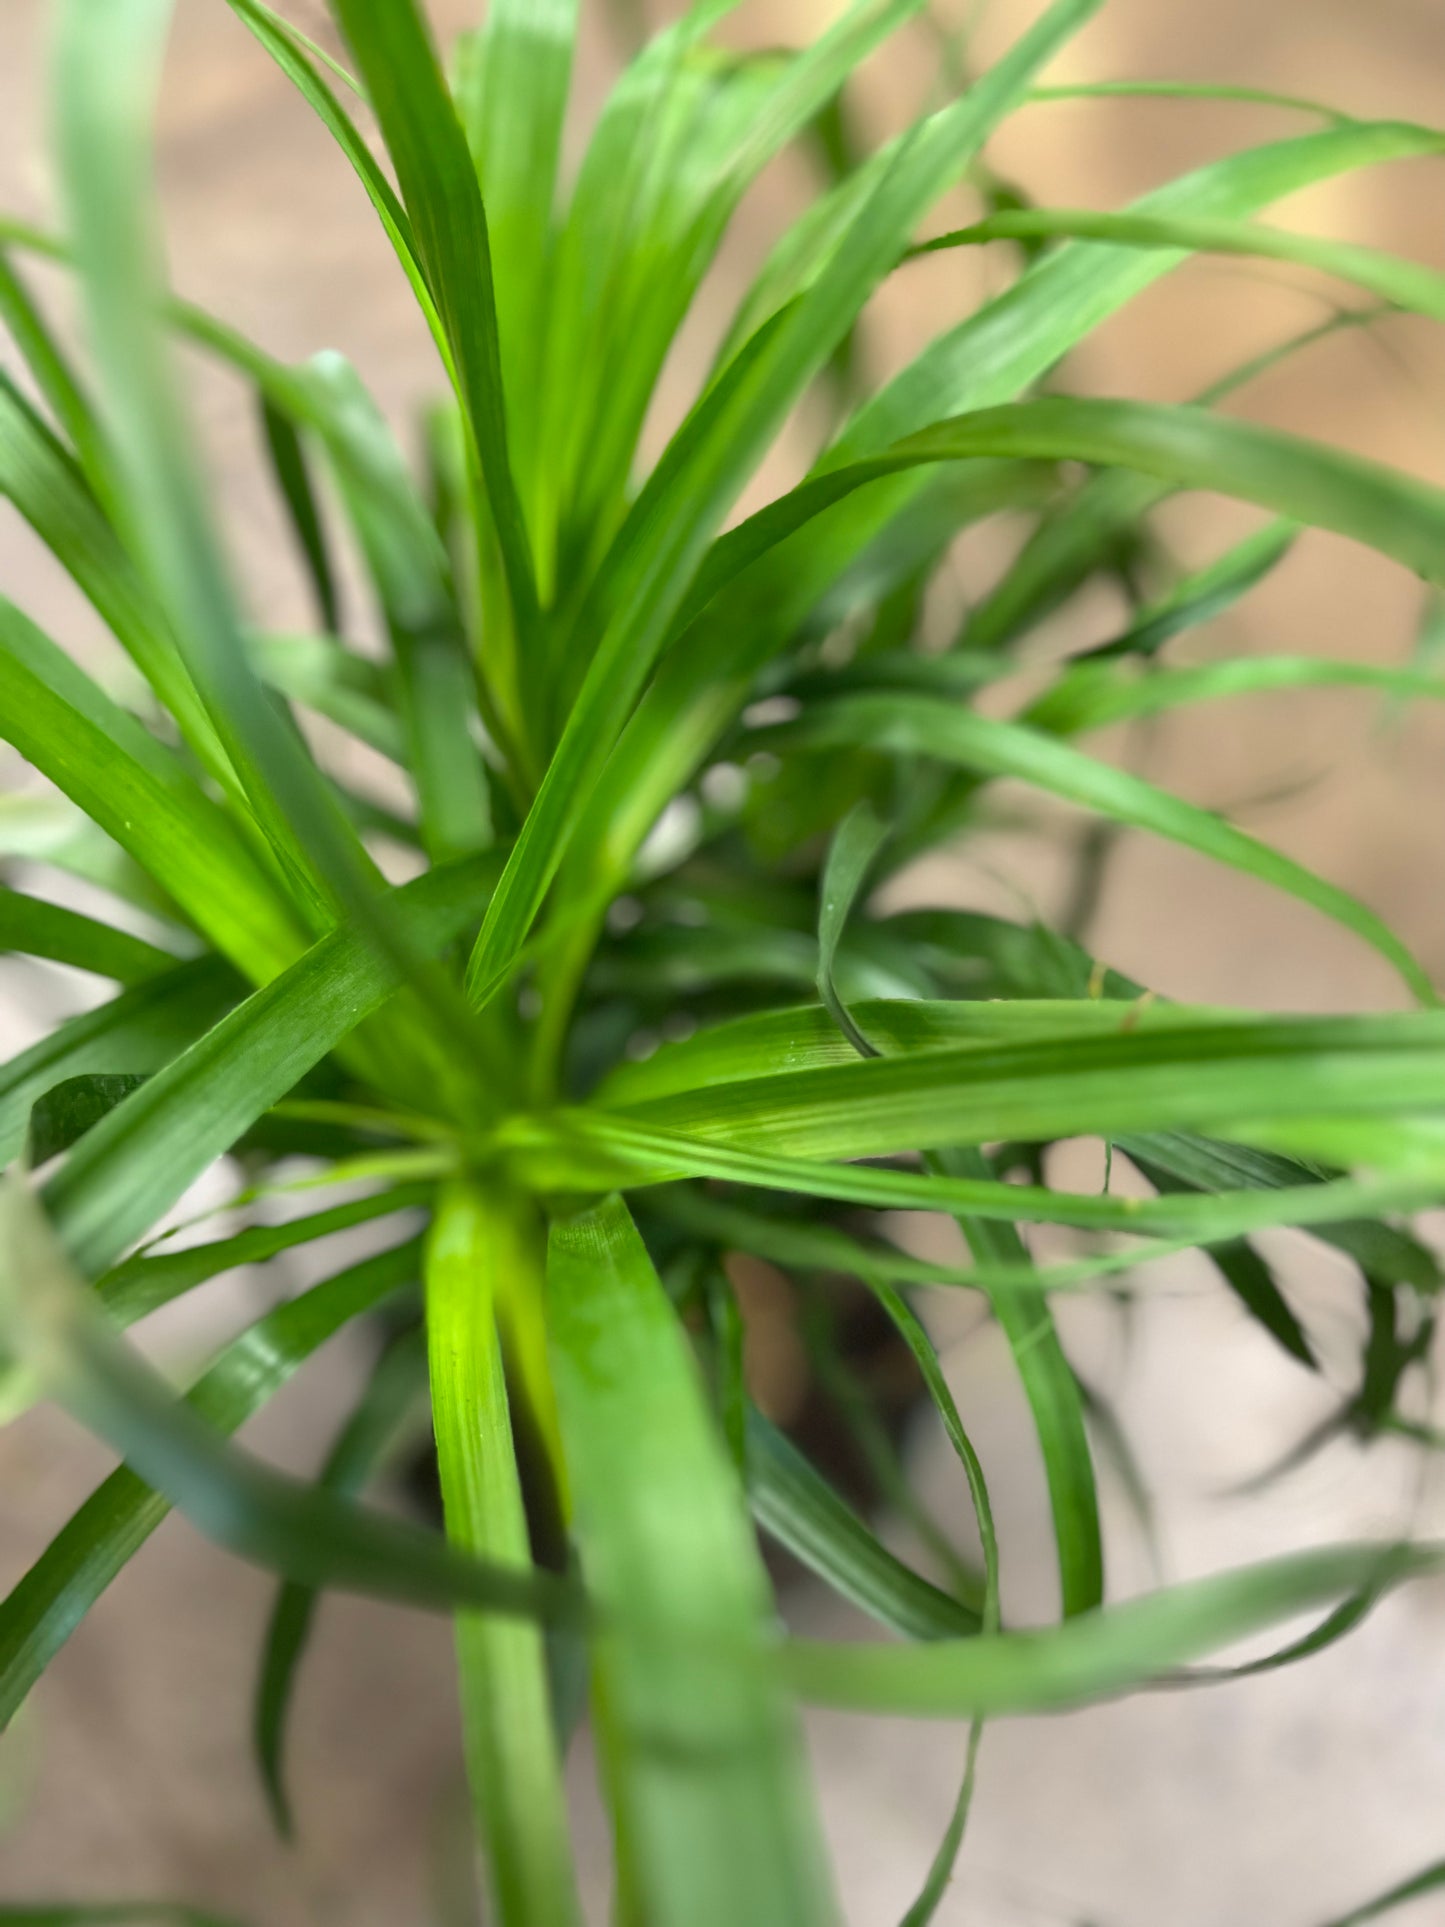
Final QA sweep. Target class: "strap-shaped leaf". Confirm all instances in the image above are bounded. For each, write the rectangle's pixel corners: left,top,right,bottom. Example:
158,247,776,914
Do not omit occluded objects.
426,1184,581,1927
867,1279,998,1921
547,1194,836,1927
255,1325,429,1835
98,1183,433,1332
326,0,539,699
221,0,444,354
783,1542,1443,1715
548,116,1445,939
44,857,496,1278
744,1407,977,1639
0,884,177,985
453,0,577,522
599,996,1244,1106
55,0,386,940
603,1012,1445,1162
813,809,1097,1620
0,248,106,484
917,204,1445,325
301,359,491,860
963,308,1367,654
258,396,341,635
512,1111,1445,1243
647,1185,1191,1296
681,393,1445,662
1027,652,1445,736
761,691,1434,1002
0,375,227,779
540,0,931,569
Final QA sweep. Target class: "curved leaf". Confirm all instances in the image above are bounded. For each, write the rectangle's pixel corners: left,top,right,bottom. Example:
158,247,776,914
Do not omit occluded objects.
761,691,1435,1002
783,1542,1444,1715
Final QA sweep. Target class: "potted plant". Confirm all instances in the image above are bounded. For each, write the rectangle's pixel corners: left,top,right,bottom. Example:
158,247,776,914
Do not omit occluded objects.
2,0,1445,1920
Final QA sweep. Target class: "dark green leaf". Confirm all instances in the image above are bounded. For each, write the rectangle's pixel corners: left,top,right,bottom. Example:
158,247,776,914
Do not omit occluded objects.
28,1073,149,1167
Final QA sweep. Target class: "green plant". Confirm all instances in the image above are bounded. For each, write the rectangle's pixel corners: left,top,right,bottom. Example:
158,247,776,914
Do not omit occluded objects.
2,0,1445,1919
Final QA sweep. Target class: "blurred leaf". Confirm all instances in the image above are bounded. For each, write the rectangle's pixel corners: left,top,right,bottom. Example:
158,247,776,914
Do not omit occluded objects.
784,1543,1444,1714
548,1195,835,1926
426,1184,581,1927
0,886,178,985
27,1073,149,1167
1319,1857,1445,1926
745,1406,978,1639
255,1326,429,1836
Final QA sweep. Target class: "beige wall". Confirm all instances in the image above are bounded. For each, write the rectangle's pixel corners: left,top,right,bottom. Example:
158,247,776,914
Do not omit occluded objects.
2,4,1445,1922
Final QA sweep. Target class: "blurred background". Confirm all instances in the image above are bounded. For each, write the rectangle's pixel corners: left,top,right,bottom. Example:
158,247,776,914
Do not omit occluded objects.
3,1,1445,1921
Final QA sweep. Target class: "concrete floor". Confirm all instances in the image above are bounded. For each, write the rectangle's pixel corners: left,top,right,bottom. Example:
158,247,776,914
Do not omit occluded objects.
4,1,1445,1921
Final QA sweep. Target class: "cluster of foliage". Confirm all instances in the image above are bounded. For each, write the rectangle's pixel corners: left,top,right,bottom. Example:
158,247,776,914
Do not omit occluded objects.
2,0,1445,1920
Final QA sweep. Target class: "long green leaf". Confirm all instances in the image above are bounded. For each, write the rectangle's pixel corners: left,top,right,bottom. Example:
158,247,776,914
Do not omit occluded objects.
326,0,539,750
599,997,1246,1107
426,1183,581,1927
0,600,305,978
551,110,1445,936
258,395,341,634
221,0,444,355
604,1012,1445,1162
547,1194,836,1927
0,885,177,985
812,811,1097,1620
783,1542,1444,1714
744,1407,978,1640
512,1111,1445,1243
0,374,228,781
55,0,350,934
98,1183,433,1332
453,0,577,519
762,691,1434,1002
837,119,1445,459
915,205,1445,325
255,1325,429,1836
1028,652,1445,736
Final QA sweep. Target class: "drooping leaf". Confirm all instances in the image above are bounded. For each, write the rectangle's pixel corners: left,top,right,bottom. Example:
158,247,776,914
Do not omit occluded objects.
744,1406,978,1640
255,1326,429,1836
761,692,1435,1003
0,1229,418,1728
783,1541,1444,1715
